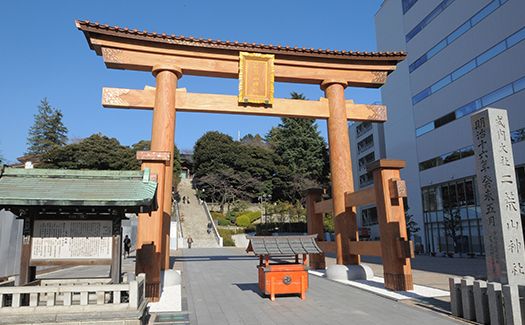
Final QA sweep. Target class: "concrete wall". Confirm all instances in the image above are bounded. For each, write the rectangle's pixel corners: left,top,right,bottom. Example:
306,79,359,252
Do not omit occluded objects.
0,210,22,278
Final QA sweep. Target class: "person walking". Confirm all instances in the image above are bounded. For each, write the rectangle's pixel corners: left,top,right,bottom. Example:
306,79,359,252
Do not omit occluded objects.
123,235,131,258
187,235,194,249
207,222,212,234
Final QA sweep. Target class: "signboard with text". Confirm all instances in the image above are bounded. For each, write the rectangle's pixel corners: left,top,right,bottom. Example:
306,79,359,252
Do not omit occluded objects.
238,52,274,105
471,108,525,286
31,219,113,263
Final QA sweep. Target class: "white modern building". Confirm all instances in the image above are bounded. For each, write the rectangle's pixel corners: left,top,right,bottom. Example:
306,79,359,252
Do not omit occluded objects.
376,0,525,255
349,121,385,241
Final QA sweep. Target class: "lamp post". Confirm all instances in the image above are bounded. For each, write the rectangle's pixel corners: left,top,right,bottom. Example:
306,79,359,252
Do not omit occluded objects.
258,194,272,223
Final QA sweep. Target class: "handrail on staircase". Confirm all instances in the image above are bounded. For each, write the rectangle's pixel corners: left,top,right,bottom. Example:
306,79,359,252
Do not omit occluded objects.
174,201,184,239
201,200,223,247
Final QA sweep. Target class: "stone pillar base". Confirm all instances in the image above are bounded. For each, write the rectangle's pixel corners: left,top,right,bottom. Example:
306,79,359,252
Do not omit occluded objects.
384,273,413,291
326,264,373,281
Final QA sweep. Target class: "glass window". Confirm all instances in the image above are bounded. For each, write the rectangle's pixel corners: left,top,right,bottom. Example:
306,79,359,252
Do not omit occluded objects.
412,88,432,105
402,0,418,14
447,21,471,44
422,189,430,212
481,84,513,106
427,39,447,59
455,99,482,119
442,150,461,164
511,128,525,144
434,112,456,128
416,122,434,137
506,27,525,48
429,187,437,211
513,76,525,92
476,41,506,66
430,75,452,93
405,0,456,42
471,0,499,27
409,55,427,73
516,166,525,202
362,207,378,226
457,181,466,206
460,146,474,158
451,60,476,81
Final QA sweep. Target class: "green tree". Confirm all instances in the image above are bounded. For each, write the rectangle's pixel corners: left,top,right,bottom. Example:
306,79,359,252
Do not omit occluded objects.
26,98,68,156
42,134,136,170
266,92,329,201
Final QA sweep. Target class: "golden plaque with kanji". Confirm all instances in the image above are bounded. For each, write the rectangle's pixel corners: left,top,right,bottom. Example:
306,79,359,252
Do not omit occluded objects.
238,52,275,105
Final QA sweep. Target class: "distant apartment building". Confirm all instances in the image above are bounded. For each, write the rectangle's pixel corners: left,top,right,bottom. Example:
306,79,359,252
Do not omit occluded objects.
349,121,386,241
375,0,525,255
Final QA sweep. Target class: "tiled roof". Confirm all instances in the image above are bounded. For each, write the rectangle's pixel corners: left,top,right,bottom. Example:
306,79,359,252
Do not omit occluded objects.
246,235,323,256
0,168,156,210
76,20,406,61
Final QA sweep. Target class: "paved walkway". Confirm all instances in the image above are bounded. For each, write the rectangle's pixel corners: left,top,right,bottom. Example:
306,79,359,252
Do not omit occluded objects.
325,254,486,291
179,248,463,325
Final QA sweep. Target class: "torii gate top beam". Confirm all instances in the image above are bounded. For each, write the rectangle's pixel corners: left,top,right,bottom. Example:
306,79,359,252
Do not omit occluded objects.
76,20,405,87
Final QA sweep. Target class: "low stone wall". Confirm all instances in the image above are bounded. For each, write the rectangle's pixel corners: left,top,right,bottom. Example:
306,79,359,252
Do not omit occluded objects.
0,274,147,324
449,276,524,324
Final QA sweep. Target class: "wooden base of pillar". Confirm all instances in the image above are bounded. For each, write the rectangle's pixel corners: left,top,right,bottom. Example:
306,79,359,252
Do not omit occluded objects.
309,253,326,270
145,282,161,301
135,243,162,300
384,273,413,291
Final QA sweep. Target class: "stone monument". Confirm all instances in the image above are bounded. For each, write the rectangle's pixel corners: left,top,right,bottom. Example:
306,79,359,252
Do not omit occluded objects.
471,107,525,324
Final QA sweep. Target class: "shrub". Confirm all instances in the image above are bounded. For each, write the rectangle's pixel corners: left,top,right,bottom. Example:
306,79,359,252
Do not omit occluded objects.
235,215,251,228
237,211,261,223
218,218,231,226
211,211,225,220
218,228,244,246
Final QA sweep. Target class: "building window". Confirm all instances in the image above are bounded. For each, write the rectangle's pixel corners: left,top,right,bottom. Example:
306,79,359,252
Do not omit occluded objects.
357,134,374,154
416,75,525,137
359,171,374,188
362,207,378,226
402,0,418,14
358,152,375,172
356,122,372,138
409,0,509,73
422,169,524,255
405,0,456,42
411,26,525,105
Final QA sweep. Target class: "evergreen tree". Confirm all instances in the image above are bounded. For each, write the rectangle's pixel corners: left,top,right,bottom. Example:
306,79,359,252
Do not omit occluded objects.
266,92,329,200
26,98,68,155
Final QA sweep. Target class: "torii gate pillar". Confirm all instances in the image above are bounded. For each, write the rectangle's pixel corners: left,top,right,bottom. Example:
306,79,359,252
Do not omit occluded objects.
151,65,182,270
322,80,359,266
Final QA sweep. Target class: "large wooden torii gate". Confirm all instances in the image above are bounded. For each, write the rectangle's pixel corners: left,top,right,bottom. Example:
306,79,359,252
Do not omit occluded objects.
76,20,411,296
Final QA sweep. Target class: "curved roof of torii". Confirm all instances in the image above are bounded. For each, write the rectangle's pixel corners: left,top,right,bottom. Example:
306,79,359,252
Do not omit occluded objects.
76,20,406,62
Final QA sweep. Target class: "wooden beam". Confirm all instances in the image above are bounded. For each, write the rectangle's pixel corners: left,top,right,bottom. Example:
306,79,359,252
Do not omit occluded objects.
317,241,336,253
99,47,389,86
314,199,333,214
102,87,387,121
349,241,382,257
345,187,376,208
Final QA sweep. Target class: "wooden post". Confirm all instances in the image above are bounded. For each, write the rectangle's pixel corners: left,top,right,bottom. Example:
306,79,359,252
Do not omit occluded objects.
369,159,413,291
19,212,35,286
110,217,122,284
151,65,182,270
305,188,326,269
322,80,359,266
136,151,170,299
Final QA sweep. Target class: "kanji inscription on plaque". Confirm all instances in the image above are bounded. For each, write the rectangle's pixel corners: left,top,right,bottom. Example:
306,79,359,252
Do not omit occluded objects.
238,52,274,105
31,220,112,261
471,108,525,286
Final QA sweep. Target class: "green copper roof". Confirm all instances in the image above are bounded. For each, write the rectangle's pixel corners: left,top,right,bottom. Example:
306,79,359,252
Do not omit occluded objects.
0,168,157,209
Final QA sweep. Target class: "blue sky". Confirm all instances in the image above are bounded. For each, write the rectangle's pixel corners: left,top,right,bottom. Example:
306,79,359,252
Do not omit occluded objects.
0,0,390,163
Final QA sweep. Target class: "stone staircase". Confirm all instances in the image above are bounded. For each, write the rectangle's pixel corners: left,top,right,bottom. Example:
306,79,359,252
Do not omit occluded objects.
178,178,219,248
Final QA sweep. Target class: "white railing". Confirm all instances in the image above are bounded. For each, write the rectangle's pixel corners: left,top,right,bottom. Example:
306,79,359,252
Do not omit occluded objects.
201,201,223,247
0,273,146,314
174,201,184,239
